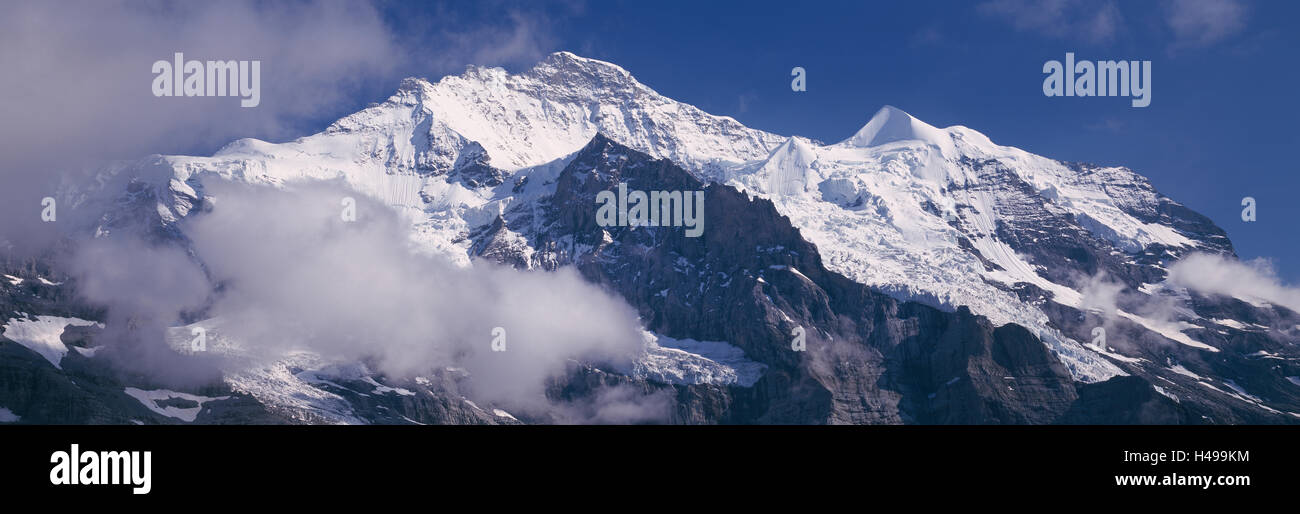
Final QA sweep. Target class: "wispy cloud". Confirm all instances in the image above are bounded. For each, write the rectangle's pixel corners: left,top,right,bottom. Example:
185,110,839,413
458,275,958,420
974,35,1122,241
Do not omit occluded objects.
64,235,216,386
397,1,578,76
976,0,1123,44
909,24,946,47
736,92,759,115
1162,0,1249,49
1085,118,1128,133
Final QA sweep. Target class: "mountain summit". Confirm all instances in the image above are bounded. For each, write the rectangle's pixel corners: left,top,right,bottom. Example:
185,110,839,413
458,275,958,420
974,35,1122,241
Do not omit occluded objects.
841,105,956,155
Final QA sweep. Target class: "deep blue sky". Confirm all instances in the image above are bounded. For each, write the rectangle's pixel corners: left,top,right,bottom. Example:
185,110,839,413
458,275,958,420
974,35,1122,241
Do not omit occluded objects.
331,1,1300,282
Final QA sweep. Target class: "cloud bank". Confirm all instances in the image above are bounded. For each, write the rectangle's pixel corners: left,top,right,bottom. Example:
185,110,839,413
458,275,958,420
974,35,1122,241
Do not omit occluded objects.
64,236,217,386
183,180,650,417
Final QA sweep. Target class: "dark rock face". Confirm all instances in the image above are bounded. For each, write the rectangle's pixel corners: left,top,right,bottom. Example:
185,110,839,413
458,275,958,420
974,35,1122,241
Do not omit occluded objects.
471,134,1184,424
1061,376,1191,424
450,141,505,188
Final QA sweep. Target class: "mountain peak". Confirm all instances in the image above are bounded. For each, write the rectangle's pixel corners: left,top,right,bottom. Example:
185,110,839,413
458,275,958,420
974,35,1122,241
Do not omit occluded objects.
841,105,954,155
528,51,634,83
543,51,625,69
396,76,432,94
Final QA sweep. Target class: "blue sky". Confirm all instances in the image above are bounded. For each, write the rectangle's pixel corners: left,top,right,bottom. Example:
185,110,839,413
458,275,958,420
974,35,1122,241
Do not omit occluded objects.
10,1,1291,282
342,1,1300,282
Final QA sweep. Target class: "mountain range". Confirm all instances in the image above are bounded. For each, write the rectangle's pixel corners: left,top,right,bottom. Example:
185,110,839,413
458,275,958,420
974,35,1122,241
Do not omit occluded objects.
2,51,1297,424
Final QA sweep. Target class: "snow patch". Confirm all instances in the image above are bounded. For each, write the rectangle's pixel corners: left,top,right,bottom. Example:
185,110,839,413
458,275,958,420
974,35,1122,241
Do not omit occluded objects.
1116,310,1217,352
124,387,230,423
1169,364,1202,380
72,346,101,358
624,331,766,387
1,316,102,369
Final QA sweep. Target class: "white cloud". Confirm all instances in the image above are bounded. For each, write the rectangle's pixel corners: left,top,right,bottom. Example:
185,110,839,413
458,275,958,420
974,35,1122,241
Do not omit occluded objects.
1078,271,1125,318
64,235,219,386
1166,252,1300,313
182,180,651,417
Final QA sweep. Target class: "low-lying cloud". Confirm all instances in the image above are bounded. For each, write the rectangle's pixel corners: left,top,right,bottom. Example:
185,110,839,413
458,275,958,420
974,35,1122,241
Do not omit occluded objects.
64,236,217,386
183,180,650,417
1078,270,1125,319
1073,269,1197,354
1167,252,1300,313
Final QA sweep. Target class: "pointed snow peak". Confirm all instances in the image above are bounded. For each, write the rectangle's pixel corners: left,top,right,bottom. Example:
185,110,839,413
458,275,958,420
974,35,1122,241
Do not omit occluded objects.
768,137,817,167
756,137,820,196
842,105,954,155
846,105,928,145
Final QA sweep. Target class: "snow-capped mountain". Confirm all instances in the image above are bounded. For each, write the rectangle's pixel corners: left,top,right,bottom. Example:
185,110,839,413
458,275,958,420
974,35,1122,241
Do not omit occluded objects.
3,51,1298,424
